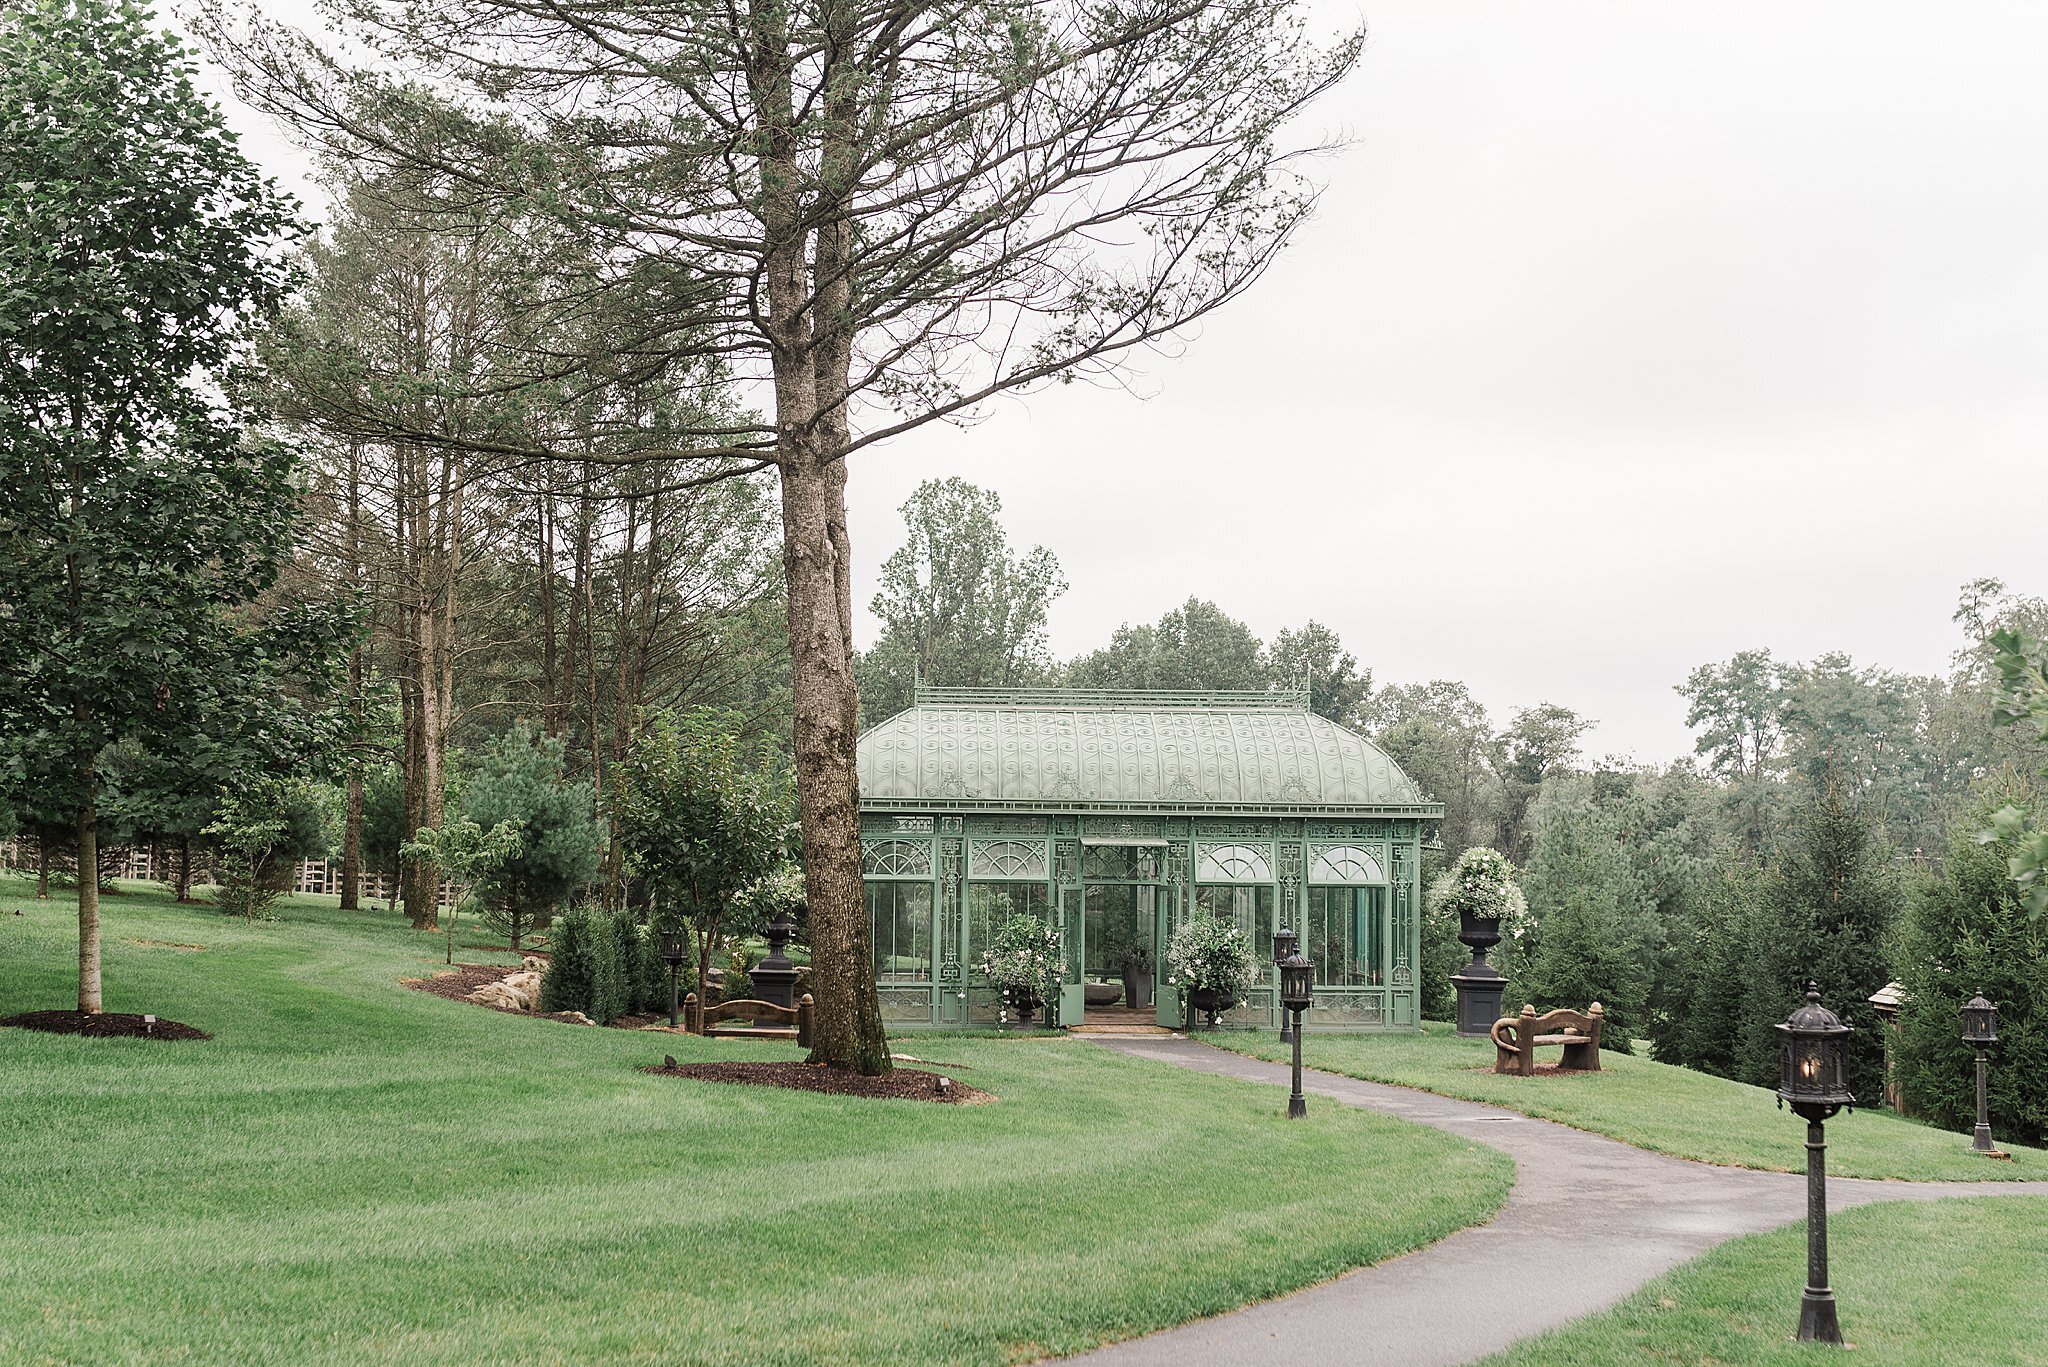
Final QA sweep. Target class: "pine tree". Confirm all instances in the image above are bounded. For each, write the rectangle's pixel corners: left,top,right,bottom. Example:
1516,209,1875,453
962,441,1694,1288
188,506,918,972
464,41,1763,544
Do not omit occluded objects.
1520,803,1660,1049
1742,781,1899,1098
1893,772,2048,1146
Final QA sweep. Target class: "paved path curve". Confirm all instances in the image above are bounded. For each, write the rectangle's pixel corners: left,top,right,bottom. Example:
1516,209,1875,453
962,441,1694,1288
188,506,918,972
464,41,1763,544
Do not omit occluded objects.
1064,1037,2048,1367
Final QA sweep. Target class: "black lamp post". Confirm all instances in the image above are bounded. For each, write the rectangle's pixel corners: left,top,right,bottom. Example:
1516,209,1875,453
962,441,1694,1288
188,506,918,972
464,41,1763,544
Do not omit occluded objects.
659,930,689,1029
1279,940,1314,1119
1776,982,1855,1347
1274,926,1300,1043
1962,992,2004,1158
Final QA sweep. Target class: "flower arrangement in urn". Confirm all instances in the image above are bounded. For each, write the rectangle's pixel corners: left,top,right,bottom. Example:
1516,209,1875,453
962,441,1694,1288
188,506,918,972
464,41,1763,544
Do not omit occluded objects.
1166,916,1255,1029
1429,846,1528,1034
1430,847,1527,940
978,913,1066,1028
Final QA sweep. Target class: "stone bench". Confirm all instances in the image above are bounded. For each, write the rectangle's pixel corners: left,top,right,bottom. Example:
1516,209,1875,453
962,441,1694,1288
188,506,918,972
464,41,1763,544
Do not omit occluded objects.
1491,1002,1604,1076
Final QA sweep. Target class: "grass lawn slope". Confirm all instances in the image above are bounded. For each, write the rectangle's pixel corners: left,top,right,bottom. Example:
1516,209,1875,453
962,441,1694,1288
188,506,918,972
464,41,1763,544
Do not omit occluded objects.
0,877,1509,1366
1478,1196,2048,1366
1217,1022,2043,1181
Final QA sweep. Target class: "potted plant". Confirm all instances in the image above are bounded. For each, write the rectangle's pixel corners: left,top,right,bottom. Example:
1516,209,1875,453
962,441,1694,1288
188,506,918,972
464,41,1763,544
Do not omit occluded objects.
978,913,1066,1029
1166,916,1254,1029
1119,942,1154,1010
1429,846,1528,1035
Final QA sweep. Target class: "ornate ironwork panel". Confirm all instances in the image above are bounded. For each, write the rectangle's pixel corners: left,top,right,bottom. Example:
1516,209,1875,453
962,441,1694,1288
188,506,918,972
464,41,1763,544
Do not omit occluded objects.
1081,815,1166,841
938,836,963,996
876,985,934,1023
1082,844,1162,882
969,838,1048,880
967,816,1052,838
861,839,933,878
1312,991,1387,1026
1054,838,1080,885
1390,839,1416,988
1195,819,1274,840
1165,841,1191,887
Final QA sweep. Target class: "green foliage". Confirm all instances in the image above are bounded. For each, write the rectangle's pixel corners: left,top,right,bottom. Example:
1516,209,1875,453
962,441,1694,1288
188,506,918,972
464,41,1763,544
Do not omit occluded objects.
359,766,409,883
1983,627,2048,920
1066,597,1265,692
613,708,792,998
585,909,627,1026
1519,805,1659,1049
857,478,1067,720
204,788,290,924
1760,783,1898,1101
629,915,666,1016
1428,847,1527,923
977,913,1065,1025
1264,622,1373,726
0,0,345,814
1165,914,1255,1010
537,904,596,1014
461,725,603,950
0,0,352,1004
400,818,521,965
1649,866,1768,1076
535,903,662,1022
1894,774,2048,1147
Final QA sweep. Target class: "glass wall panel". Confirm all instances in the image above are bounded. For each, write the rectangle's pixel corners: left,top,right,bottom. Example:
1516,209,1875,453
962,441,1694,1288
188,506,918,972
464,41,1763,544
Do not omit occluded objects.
1306,885,1386,986
1195,884,1275,954
967,882,1052,977
866,881,934,981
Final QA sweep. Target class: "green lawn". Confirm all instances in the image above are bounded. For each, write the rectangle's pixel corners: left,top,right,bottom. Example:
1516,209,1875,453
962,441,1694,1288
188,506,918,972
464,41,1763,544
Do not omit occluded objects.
1215,1022,2044,1181
0,877,1509,1366
1477,1195,2048,1366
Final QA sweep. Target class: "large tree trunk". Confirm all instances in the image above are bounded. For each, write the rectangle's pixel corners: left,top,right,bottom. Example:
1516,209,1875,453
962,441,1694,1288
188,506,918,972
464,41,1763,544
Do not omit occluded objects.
751,0,888,1073
780,457,888,1074
341,773,363,911
340,441,364,911
76,791,101,1014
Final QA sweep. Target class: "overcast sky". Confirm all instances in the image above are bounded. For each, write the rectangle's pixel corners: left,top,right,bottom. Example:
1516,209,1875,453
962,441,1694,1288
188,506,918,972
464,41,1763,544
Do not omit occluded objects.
203,1,2048,763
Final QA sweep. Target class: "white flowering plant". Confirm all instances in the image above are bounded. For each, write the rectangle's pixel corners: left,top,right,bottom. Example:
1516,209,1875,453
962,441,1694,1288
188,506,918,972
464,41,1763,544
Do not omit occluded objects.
1165,915,1255,1009
978,913,1065,1027
1428,846,1527,924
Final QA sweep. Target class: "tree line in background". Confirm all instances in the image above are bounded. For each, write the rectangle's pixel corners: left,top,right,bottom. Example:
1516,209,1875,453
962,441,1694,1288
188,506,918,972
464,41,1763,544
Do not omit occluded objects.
859,481,2048,1143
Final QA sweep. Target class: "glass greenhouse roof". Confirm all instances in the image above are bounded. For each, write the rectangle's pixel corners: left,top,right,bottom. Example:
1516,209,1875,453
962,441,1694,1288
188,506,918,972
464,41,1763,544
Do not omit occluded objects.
856,687,1437,814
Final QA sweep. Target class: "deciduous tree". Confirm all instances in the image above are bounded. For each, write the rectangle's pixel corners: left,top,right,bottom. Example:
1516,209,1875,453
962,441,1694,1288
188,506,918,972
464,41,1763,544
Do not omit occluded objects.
0,0,345,1012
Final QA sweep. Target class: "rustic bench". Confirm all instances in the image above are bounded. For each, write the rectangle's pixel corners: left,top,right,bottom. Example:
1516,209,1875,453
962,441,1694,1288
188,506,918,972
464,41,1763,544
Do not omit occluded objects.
1491,1002,1604,1076
684,992,814,1048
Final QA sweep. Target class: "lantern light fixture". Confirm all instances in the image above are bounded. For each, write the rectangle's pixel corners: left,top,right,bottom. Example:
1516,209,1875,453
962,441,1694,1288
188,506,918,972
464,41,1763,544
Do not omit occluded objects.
1775,981,1853,1347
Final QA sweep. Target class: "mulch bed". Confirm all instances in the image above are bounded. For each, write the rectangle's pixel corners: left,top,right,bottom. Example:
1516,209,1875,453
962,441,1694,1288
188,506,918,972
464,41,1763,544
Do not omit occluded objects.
638,1060,992,1104
1,1010,210,1041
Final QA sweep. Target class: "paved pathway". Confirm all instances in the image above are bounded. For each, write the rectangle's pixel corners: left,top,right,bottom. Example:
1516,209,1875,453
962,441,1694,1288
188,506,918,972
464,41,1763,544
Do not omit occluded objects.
1065,1037,2048,1367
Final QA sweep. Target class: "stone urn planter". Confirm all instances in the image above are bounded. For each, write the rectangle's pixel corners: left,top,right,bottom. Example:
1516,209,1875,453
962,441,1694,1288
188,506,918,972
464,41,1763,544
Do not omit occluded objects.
1119,946,1154,1011
1187,987,1233,1030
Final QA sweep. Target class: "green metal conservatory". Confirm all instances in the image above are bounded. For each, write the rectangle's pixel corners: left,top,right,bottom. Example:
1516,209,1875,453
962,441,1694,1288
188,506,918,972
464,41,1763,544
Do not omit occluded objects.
856,687,1441,1031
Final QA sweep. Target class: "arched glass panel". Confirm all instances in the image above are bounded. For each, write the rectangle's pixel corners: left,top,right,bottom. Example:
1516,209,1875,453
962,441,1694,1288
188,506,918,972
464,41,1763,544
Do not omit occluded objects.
969,839,1048,880
862,839,933,878
1309,844,1385,885
1196,843,1272,883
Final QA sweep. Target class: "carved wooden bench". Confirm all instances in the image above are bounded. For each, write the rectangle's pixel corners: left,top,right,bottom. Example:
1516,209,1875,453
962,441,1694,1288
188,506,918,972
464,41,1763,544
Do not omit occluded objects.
1491,1002,1603,1076
684,992,814,1048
